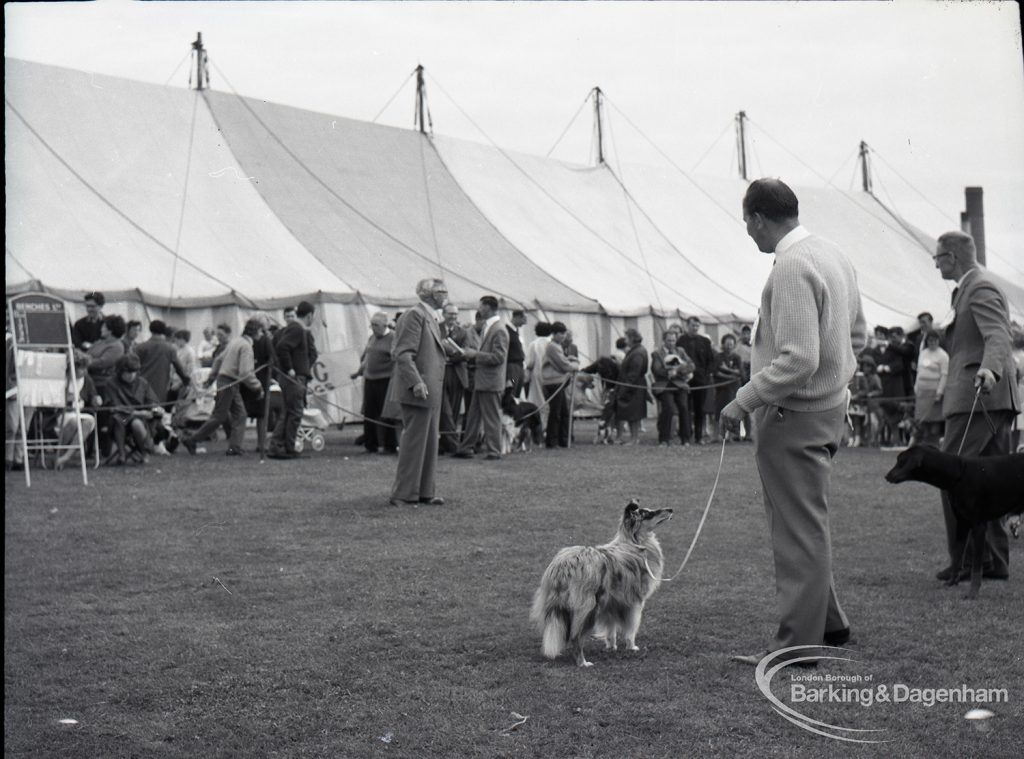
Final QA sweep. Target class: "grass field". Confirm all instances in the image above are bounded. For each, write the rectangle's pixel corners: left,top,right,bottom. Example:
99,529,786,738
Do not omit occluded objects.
5,423,1022,758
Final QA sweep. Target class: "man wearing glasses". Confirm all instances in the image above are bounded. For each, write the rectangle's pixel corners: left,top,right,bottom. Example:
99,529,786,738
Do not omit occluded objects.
386,279,452,506
932,231,1018,583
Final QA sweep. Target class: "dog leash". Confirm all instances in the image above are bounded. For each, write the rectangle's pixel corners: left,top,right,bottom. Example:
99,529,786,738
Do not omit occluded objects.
647,437,727,583
955,385,1001,456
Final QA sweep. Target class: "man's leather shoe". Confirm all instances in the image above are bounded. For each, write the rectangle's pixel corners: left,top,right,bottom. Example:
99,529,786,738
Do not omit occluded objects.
982,568,1009,580
485,454,501,461
730,653,766,666
824,627,852,647
452,451,474,459
935,566,970,582
387,498,417,507
225,447,243,456
731,651,817,669
419,496,445,505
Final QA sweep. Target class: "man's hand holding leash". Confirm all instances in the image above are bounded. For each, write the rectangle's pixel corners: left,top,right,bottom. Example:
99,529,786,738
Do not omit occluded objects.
974,368,997,394
719,398,746,438
412,381,429,400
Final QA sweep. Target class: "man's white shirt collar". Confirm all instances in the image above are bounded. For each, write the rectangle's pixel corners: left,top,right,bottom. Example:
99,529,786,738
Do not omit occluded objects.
956,267,977,288
484,314,501,331
774,225,811,255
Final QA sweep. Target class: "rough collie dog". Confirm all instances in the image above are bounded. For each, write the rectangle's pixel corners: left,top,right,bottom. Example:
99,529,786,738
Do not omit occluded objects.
530,500,673,667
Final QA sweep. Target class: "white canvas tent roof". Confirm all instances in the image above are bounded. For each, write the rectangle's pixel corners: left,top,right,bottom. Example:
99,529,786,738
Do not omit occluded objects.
7,58,1023,328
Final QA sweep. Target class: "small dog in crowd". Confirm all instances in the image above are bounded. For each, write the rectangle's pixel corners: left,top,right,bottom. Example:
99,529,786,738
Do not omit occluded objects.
530,499,673,667
501,394,543,452
885,445,1024,599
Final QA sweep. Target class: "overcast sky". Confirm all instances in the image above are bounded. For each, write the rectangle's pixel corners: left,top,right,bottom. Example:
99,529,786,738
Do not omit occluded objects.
6,0,1023,284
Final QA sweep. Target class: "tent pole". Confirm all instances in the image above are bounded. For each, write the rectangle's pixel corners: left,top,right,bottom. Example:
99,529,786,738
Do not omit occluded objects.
859,140,873,194
415,65,427,135
191,33,207,91
735,110,748,181
593,87,605,166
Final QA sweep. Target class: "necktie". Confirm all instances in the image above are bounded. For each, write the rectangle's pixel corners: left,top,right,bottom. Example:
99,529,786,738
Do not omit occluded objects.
950,287,959,306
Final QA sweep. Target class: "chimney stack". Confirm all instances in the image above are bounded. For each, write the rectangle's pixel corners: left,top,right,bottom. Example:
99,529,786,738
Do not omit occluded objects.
961,187,986,266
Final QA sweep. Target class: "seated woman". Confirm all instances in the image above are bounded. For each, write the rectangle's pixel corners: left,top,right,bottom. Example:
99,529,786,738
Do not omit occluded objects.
54,357,103,470
103,353,162,465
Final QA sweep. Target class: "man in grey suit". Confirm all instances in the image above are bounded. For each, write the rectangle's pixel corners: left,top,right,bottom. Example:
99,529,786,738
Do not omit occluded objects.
722,179,866,666
453,295,509,460
933,231,1018,582
386,278,450,506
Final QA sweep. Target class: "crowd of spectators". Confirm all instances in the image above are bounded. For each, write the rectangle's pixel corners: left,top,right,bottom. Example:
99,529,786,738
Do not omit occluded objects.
849,310,1024,449
8,289,1024,473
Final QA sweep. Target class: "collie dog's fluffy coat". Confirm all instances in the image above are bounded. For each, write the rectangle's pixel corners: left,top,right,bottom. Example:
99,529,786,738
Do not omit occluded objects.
530,500,673,667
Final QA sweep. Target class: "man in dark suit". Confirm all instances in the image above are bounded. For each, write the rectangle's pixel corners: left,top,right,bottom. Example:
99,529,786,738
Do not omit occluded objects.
386,279,450,506
505,309,527,401
454,296,509,460
438,304,473,455
933,231,1019,582
268,301,316,459
677,315,715,444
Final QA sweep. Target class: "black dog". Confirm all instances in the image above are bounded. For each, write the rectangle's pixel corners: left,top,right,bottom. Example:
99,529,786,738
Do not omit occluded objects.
885,445,1024,599
501,394,543,450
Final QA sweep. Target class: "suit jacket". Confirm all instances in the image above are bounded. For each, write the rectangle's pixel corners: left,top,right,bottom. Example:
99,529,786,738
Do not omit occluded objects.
942,267,1020,416
386,301,446,410
275,322,313,378
677,333,714,383
471,319,510,393
441,322,473,388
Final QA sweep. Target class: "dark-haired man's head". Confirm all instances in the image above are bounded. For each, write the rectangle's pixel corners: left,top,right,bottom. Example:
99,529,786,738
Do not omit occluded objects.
742,178,801,254
84,292,105,319
550,321,568,343
478,295,499,318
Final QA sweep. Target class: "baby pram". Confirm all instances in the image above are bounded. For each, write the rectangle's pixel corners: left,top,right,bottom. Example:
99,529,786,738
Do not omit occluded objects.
265,381,329,453
170,380,213,431
295,407,329,452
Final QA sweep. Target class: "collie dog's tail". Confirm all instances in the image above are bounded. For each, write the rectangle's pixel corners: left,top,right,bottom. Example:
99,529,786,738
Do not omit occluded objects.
531,585,568,660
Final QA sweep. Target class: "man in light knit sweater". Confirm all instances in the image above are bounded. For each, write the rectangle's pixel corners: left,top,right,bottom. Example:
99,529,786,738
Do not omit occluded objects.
722,179,866,666
183,318,264,456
